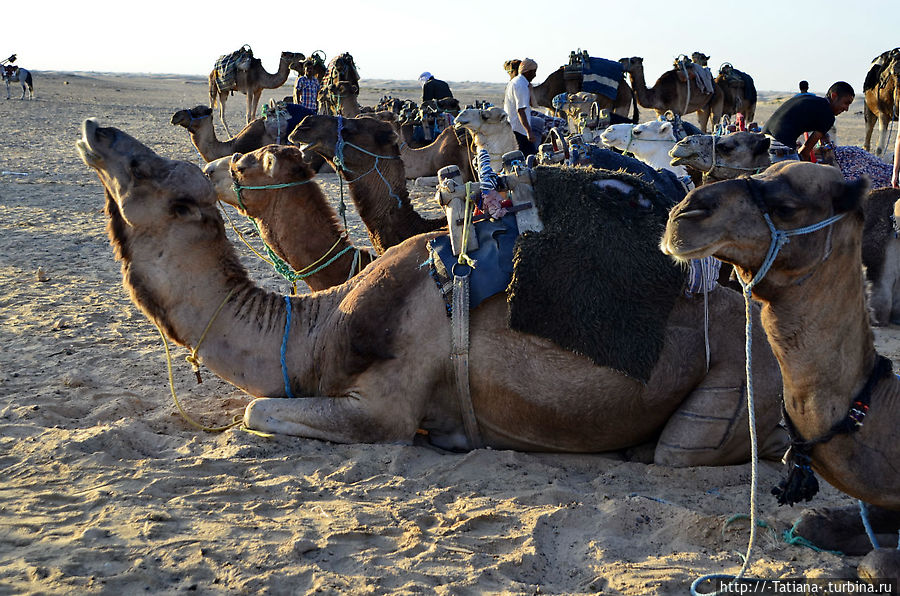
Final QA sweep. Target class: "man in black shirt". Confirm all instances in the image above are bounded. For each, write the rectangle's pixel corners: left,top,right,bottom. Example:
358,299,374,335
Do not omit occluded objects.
418,72,454,103
762,81,854,161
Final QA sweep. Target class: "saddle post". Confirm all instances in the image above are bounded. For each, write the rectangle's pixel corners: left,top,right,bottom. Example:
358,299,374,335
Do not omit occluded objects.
500,152,543,234
437,165,479,256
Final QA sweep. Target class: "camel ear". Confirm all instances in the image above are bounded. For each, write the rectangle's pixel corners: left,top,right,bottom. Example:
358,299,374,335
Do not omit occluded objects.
659,121,672,134
833,176,870,214
262,151,279,176
751,134,770,154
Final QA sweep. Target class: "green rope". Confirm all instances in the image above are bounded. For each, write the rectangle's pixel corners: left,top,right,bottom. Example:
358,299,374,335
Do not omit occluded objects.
781,520,845,555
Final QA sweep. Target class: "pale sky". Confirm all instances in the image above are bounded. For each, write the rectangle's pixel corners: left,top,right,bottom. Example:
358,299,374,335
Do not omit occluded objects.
6,0,898,93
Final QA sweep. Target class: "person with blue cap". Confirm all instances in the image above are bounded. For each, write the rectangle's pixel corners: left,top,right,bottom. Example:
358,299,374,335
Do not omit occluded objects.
418,72,453,103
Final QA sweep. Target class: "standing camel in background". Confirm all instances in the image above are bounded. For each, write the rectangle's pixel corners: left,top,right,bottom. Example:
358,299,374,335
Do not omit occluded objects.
3,65,33,100
318,53,360,118
863,49,900,157
208,49,305,136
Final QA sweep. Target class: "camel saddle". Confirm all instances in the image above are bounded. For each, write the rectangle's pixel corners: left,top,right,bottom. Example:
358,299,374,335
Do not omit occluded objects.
427,166,687,383
214,45,254,93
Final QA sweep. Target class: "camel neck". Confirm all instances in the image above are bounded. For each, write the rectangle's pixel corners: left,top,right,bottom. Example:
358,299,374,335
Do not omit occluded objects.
753,242,877,440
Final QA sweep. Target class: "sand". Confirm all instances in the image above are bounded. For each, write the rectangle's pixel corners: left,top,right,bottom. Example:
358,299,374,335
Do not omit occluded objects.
1,72,898,595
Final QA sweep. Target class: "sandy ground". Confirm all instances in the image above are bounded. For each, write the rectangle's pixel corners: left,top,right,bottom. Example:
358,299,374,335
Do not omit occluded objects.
1,72,898,595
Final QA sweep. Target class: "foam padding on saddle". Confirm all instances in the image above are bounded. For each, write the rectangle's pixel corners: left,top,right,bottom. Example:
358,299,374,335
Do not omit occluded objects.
507,166,687,383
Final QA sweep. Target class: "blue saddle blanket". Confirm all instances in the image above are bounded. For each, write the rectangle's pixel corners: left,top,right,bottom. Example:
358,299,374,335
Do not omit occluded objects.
427,214,519,312
582,57,623,101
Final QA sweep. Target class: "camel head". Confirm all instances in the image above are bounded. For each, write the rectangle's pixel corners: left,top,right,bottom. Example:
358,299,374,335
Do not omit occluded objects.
618,57,643,73
691,52,710,67
453,107,509,136
600,120,676,152
662,161,869,287
203,145,318,213
288,114,399,171
282,51,306,68
669,132,771,174
171,105,214,132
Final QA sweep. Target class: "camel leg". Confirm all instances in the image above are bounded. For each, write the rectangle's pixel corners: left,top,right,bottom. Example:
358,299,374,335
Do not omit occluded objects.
247,89,262,124
875,115,891,156
217,93,232,138
244,396,418,444
864,106,876,152
696,108,710,134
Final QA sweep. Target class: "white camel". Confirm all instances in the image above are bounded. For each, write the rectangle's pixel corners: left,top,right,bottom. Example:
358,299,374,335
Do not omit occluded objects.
600,120,691,184
453,107,518,172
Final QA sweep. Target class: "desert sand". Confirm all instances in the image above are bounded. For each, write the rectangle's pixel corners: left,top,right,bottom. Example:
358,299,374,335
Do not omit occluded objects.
0,72,898,595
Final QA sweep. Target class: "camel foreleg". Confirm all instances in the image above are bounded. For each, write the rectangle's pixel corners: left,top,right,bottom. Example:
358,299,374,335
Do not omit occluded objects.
244,396,418,444
875,114,891,156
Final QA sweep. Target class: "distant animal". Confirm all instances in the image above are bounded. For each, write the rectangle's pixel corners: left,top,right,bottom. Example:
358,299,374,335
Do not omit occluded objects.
3,66,33,100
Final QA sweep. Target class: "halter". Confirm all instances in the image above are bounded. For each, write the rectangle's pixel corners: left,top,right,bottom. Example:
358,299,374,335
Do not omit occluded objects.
230,173,359,287
333,115,403,208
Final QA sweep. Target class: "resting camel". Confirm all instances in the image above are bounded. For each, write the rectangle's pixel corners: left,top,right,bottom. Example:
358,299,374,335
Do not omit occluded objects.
863,52,900,156
599,120,692,183
669,131,773,184
662,161,900,579
504,59,637,121
78,117,788,466
208,51,305,135
203,146,376,291
619,57,722,133
288,115,446,254
171,105,276,162
398,125,475,184
452,107,518,172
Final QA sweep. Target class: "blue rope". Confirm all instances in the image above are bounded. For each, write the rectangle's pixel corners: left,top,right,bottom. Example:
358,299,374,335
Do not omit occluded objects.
692,202,847,596
859,500,881,550
281,295,294,398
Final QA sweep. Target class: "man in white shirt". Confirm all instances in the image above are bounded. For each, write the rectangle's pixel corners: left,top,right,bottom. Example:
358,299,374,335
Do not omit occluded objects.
504,57,539,156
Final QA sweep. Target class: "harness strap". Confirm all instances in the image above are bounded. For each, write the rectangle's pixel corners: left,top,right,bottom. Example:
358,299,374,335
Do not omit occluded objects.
772,355,892,506
450,264,482,449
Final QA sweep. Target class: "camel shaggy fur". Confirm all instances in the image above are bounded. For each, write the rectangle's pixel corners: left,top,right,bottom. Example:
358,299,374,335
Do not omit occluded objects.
662,161,900,577
452,107,518,172
203,146,376,291
78,118,788,467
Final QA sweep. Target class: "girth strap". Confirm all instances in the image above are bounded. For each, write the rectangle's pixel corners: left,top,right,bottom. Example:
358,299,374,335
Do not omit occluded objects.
450,268,483,449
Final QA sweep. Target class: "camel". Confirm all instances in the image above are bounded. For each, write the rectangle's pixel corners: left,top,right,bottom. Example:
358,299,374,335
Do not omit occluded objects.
619,57,723,133
452,107,518,172
2,65,33,100
714,63,757,124
78,117,789,467
599,120,693,184
203,146,376,291
398,125,475,185
863,52,900,156
668,131,773,183
318,53,361,118
208,50,305,136
171,105,276,162
288,115,447,254
504,59,637,121
661,160,900,578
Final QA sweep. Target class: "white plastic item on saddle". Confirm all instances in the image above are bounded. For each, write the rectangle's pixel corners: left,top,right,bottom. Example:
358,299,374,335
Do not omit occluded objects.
501,162,544,234
437,165,479,256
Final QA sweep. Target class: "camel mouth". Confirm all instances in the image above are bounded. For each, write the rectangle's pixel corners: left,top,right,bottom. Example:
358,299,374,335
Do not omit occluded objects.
76,119,104,167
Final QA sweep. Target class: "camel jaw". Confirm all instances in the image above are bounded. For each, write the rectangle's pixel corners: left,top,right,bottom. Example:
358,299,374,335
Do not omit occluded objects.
661,209,723,260
668,143,701,167
203,156,239,205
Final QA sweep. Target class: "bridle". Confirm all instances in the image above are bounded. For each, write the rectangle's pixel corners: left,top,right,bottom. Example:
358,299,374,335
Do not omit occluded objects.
701,135,766,181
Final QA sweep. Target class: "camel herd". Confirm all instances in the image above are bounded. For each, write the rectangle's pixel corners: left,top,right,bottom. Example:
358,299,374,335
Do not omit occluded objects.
75,46,900,583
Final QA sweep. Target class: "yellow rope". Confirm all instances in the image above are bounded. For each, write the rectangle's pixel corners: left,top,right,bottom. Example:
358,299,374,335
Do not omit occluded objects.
219,203,275,266
156,324,242,433
185,288,236,379
457,182,476,267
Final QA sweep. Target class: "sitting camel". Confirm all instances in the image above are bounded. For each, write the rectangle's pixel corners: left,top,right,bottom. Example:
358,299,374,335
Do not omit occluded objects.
619,56,722,133
452,107,518,172
289,115,447,254
171,105,276,162
668,131,773,184
203,146,376,291
208,49,305,135
79,117,787,467
398,126,475,185
662,161,900,580
599,120,693,185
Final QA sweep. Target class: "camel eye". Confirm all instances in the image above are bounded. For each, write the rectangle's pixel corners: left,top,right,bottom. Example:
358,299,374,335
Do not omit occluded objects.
632,128,642,136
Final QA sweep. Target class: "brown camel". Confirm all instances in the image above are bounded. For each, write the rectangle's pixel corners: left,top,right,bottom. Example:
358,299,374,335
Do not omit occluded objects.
662,161,900,576
619,56,722,133
208,50,305,136
318,53,361,118
504,58,637,121
203,146,376,291
863,51,900,156
171,106,276,162
78,117,787,467
288,115,447,254
668,131,772,183
714,63,757,124
398,125,475,183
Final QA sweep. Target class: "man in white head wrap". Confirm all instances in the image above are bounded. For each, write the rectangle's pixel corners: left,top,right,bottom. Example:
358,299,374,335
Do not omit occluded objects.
503,58,538,156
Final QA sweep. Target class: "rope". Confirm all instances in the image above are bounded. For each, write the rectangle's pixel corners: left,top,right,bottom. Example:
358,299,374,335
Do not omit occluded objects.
185,288,236,382
333,115,403,208
281,295,294,398
691,185,847,595
858,500,881,550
